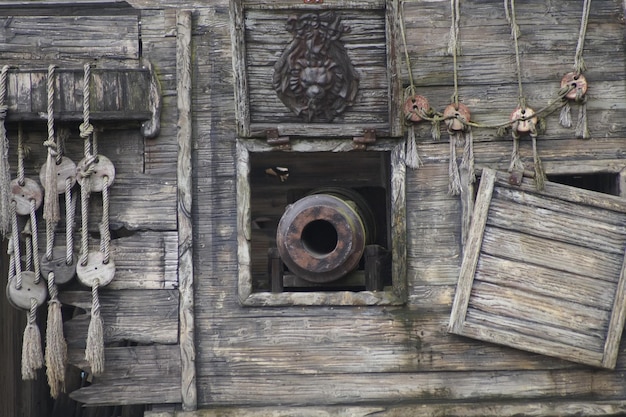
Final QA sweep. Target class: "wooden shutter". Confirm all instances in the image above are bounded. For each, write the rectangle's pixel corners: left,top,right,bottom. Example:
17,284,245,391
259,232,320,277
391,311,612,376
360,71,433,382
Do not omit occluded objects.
449,168,626,369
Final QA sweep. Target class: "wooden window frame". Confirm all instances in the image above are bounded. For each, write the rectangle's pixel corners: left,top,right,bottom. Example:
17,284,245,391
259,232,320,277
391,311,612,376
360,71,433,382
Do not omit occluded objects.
236,139,407,306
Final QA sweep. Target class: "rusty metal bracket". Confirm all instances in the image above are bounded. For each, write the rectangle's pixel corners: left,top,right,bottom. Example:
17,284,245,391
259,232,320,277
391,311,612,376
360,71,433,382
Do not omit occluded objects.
266,128,291,150
353,128,376,149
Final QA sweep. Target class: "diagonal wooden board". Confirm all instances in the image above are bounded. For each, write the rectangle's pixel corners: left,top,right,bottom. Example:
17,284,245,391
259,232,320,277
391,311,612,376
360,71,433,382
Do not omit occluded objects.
449,168,626,369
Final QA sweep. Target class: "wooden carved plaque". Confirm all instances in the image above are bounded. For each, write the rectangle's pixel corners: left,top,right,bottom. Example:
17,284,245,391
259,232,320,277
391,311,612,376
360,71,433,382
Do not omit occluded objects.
272,11,359,122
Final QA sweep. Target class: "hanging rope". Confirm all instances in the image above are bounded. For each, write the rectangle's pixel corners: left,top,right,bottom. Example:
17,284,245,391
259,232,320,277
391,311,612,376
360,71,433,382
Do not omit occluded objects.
0,65,11,236
44,65,60,225
399,1,431,169
574,0,591,75
505,0,546,189
76,63,116,377
560,0,591,139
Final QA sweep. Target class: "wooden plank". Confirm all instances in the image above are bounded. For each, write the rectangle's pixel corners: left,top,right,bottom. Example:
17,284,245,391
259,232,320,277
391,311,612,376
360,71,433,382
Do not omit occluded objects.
460,319,604,368
448,167,496,333
143,401,626,417
69,345,182,405
487,197,626,255
602,250,626,367
230,0,250,137
475,254,616,310
176,9,197,412
468,281,609,342
481,226,624,283
197,369,605,406
60,289,179,347
105,231,178,290
0,15,139,61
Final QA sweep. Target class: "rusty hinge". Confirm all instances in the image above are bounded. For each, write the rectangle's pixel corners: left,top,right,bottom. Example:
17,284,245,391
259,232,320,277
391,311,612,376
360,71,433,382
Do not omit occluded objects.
266,128,291,150
304,0,323,3
353,128,376,149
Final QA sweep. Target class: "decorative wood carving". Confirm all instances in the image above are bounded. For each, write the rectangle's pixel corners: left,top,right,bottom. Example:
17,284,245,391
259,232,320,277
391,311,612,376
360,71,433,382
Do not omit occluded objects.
272,11,359,122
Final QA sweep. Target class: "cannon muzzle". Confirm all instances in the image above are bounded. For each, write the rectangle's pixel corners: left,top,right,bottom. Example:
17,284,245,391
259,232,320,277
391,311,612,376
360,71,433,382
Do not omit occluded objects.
276,188,376,283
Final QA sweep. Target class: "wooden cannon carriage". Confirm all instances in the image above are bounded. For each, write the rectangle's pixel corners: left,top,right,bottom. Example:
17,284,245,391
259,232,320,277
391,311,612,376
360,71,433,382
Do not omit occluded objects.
2,1,626,416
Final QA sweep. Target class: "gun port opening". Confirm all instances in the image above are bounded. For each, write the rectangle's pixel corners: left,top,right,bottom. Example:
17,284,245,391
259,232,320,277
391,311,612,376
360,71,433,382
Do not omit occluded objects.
301,220,338,256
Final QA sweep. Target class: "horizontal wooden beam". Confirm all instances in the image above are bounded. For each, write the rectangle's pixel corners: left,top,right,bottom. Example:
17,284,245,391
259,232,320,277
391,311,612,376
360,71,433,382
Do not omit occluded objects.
2,67,161,137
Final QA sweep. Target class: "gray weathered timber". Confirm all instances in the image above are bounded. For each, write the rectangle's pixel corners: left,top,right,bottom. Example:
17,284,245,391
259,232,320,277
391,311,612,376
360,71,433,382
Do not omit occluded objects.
60,289,179,347
68,345,182,406
449,169,626,369
2,0,626,415
176,9,197,412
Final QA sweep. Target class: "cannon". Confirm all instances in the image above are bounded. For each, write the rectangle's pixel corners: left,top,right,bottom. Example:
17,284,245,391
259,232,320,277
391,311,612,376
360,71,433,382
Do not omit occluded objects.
276,187,378,284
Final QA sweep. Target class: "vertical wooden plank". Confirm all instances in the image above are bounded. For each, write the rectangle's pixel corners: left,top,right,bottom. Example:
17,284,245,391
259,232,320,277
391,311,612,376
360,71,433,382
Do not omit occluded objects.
448,168,496,334
230,0,250,137
176,9,197,412
390,142,407,300
15,71,30,113
236,141,252,302
386,0,402,136
29,71,46,114
602,252,626,368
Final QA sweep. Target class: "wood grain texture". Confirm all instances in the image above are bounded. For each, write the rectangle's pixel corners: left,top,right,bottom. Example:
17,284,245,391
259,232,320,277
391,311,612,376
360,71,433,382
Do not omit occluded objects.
449,167,626,368
177,9,197,411
69,345,182,405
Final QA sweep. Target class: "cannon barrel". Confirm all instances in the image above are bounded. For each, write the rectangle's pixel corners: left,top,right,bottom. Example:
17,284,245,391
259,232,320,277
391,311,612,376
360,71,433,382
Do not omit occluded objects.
276,187,376,283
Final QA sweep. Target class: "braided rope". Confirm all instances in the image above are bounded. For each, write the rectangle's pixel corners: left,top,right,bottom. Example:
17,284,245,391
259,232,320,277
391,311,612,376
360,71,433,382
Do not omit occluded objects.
80,63,94,154
399,2,416,97
30,199,40,283
23,220,33,272
448,0,461,106
47,271,58,301
17,124,25,186
80,178,90,266
100,176,111,263
574,0,591,74
8,235,15,281
91,278,101,314
11,201,23,289
0,65,11,236
28,297,38,325
45,65,58,158
65,176,74,265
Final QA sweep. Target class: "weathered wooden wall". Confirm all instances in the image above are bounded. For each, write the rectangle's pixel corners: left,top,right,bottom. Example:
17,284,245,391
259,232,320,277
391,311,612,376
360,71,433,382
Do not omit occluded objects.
2,0,626,416
0,2,181,414
187,0,626,415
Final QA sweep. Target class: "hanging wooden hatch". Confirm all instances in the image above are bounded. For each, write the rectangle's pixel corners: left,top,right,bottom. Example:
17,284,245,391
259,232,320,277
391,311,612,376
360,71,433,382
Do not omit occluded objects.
449,168,626,369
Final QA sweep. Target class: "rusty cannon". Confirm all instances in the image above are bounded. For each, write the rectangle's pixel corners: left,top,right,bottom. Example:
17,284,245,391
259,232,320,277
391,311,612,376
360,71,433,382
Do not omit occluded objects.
275,187,379,284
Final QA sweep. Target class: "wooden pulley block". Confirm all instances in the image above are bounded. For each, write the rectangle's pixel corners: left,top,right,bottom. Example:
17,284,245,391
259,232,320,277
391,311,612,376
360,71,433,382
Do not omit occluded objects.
403,95,429,123
77,155,116,193
561,72,587,100
76,251,116,288
5,271,48,310
40,246,77,285
443,103,471,132
39,156,77,194
510,106,537,133
10,178,43,215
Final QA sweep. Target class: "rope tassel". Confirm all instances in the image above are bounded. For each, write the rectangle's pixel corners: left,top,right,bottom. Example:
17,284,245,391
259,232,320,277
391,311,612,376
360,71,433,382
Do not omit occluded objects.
576,96,590,139
22,298,44,380
448,132,462,195
404,124,422,169
85,279,105,376
45,272,67,398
